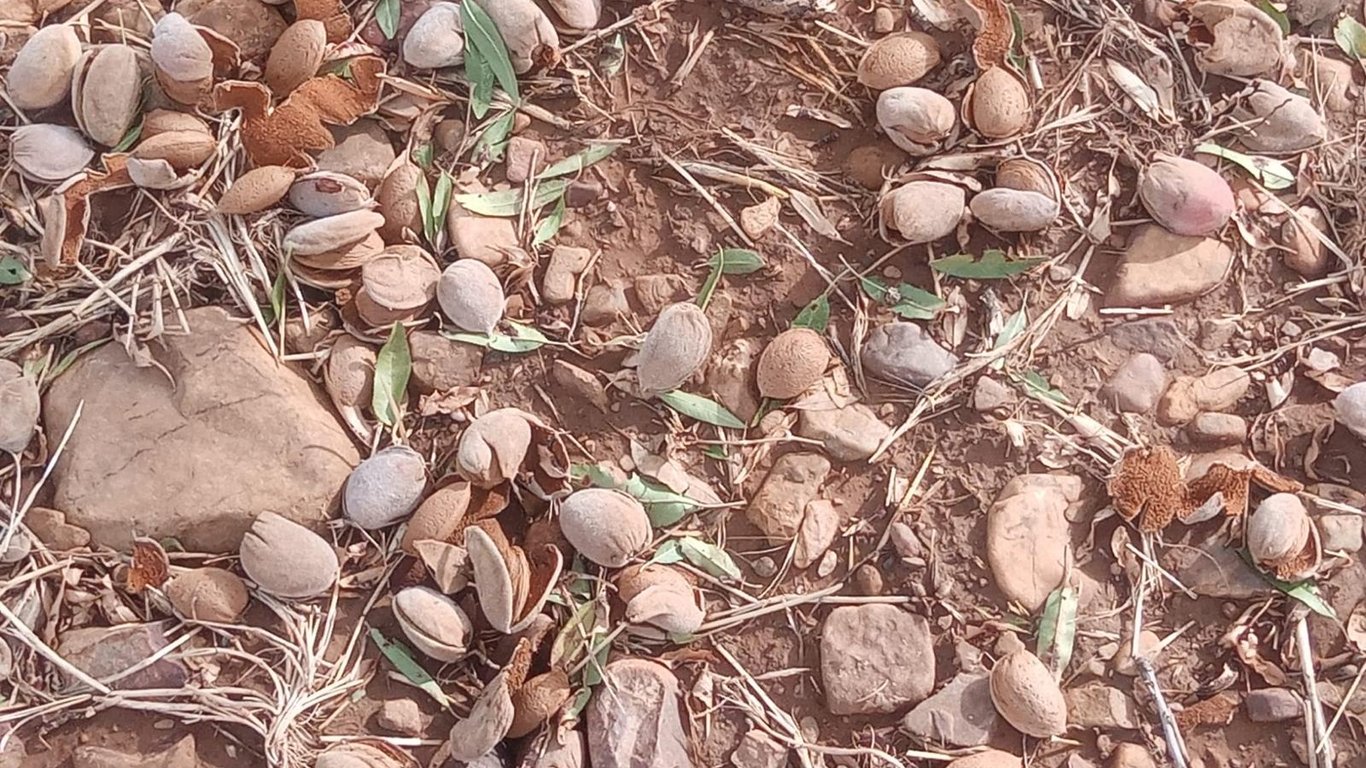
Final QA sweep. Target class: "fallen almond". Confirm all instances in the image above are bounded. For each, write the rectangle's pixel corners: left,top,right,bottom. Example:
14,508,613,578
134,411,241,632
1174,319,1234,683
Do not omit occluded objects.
264,19,326,96
217,166,296,214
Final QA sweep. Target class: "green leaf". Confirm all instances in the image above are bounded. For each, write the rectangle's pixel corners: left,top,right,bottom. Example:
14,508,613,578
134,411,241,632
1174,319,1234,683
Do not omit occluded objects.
1016,370,1068,404
533,195,567,246
1247,553,1337,619
412,143,435,171
657,390,745,430
376,0,400,40
112,120,142,153
415,171,433,244
1194,142,1294,191
1336,15,1366,59
570,462,619,489
677,537,742,581
859,276,944,320
369,628,449,708
455,178,567,217
623,475,702,527
537,143,622,180
1252,0,1290,35
461,0,520,104
650,538,687,565
1036,585,1079,674
708,248,765,275
49,338,108,381
264,269,287,325
472,111,516,164
465,46,494,119
792,294,830,332
550,598,597,668
372,323,411,428
702,444,729,461
565,686,594,718
931,249,1045,279
443,321,550,354
0,256,32,286
431,171,454,245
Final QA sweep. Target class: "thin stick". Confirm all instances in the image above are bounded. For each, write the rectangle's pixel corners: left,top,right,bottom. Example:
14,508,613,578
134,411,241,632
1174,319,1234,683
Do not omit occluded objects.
1133,541,1189,768
1297,615,1334,766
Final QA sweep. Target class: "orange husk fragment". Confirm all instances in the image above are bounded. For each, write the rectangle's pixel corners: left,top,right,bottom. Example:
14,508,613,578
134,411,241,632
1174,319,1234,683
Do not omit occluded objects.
41,154,136,266
965,0,1013,69
214,55,385,168
295,0,353,43
1175,692,1238,730
1108,445,1185,533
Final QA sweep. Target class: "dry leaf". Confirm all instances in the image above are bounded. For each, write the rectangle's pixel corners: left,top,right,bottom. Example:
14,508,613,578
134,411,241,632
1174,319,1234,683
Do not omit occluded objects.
787,189,845,243
214,55,385,167
126,536,170,593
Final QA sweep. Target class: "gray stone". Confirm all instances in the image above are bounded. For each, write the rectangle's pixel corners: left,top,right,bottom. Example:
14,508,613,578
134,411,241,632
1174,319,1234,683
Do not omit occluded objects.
377,696,427,736
747,453,830,544
972,376,1016,414
316,121,396,188
820,604,935,715
409,330,484,393
1319,513,1364,553
1109,318,1183,362
583,283,630,326
59,622,188,691
1158,367,1252,425
587,659,693,768
1109,744,1158,768
1102,353,1167,414
1172,538,1274,599
1064,683,1140,729
506,136,547,184
900,673,1005,747
890,521,923,558
862,322,958,387
44,307,359,553
1245,687,1302,722
986,474,1083,612
1185,412,1248,445
731,730,787,768
543,246,593,304
797,403,890,461
447,208,525,267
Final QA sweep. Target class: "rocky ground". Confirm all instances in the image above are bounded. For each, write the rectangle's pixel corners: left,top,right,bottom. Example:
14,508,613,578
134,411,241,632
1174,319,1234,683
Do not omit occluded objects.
1,0,1366,767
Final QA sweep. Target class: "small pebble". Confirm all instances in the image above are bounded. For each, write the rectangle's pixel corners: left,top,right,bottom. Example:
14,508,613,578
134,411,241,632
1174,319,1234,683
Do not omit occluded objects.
872,7,897,34
816,550,838,577
890,521,923,559
753,556,778,578
852,564,884,595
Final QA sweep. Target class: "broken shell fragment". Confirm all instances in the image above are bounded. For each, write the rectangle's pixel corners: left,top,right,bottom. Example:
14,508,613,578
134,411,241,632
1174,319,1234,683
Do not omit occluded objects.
394,586,473,662
616,564,705,636
217,166,296,214
879,180,965,244
71,44,142,147
324,335,376,442
962,66,1031,139
996,157,1060,200
126,158,195,191
343,445,428,530
558,488,651,568
438,259,506,335
457,408,533,488
508,670,572,738
166,567,249,623
11,124,94,184
264,19,326,96
401,482,472,554
239,511,339,599
857,31,940,90
635,302,713,398
1247,493,1320,580
284,210,385,256
757,328,830,399
1235,80,1327,153
8,24,83,110
289,172,372,218
465,523,562,633
0,360,41,454
403,2,465,70
876,87,956,156
448,670,515,762
1138,155,1234,237
989,649,1067,737
1188,0,1283,78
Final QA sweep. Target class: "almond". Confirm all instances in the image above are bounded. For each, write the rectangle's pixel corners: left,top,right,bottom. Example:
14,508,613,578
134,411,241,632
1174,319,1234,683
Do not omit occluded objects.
989,649,1067,737
879,180,964,244
378,162,423,241
342,445,428,530
264,19,326,96
289,171,372,217
142,109,211,139
437,259,505,334
876,86,955,156
239,511,339,599
471,0,559,75
857,31,940,90
361,245,441,312
635,302,713,397
0,360,41,454
1138,154,1234,237
131,129,216,170
11,124,94,184
757,328,830,399
969,188,1059,232
216,166,296,214
456,408,532,488
8,24,82,110
283,209,385,256
71,44,141,147
508,670,571,738
393,586,472,662
963,66,1031,139
1188,0,1282,78
558,488,651,568
400,482,471,554
447,670,514,762
1236,80,1326,153
166,567,249,623
402,2,465,70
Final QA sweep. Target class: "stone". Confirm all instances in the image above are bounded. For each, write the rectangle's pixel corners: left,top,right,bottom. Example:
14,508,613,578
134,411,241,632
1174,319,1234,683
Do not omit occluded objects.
797,403,890,461
1109,318,1183,362
731,730,786,768
506,136,547,184
587,659,693,768
853,564,884,595
1172,538,1273,599
1102,354,1167,414
1185,412,1247,446
972,376,1016,414
409,330,483,393
816,550,837,577
377,696,428,735
1065,683,1140,729
633,275,688,315
1108,744,1157,768
543,246,593,304
59,622,187,691
315,122,396,188
747,453,830,543
740,197,781,238
706,338,762,422
901,672,1006,748
551,360,610,412
583,283,630,326
986,474,1082,612
1106,224,1233,307
872,6,897,33
1245,687,1302,722
795,499,840,569
1157,368,1250,425
566,179,603,207
821,604,935,715
73,734,197,768
24,506,90,550
1318,513,1363,553
448,208,524,267
863,322,958,387
890,521,924,558
179,0,285,61
43,307,359,553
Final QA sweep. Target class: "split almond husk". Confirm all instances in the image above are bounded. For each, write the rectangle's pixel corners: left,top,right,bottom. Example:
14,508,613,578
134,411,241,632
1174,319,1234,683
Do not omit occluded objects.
324,335,376,442
465,522,562,634
876,86,955,156
150,13,215,105
413,539,470,593
615,564,705,637
40,155,135,266
1247,493,1321,581
126,158,197,191
216,166,296,214
507,670,571,738
989,649,1067,737
557,488,651,568
635,302,713,397
71,43,142,147
456,408,534,488
355,245,441,327
8,24,82,110
294,231,384,272
264,19,326,96
1187,0,1283,78
166,567,249,623
11,124,94,184
283,209,385,256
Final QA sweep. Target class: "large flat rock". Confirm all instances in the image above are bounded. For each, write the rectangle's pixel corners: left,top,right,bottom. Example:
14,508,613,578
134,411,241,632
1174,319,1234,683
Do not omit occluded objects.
44,307,359,553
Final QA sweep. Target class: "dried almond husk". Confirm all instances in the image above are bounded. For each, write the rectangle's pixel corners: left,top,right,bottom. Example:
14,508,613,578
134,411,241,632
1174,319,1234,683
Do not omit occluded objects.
71,44,142,147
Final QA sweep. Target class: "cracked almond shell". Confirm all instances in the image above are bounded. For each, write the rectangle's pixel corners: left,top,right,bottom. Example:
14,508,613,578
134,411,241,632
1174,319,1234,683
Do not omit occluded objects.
264,19,326,96
963,66,1031,139
394,585,473,662
239,511,339,599
616,564,705,636
1188,0,1282,78
0,360,41,454
283,210,385,256
8,24,82,110
456,408,533,488
989,649,1067,737
11,124,94,184
343,445,428,530
448,670,514,762
465,524,561,634
636,302,713,397
757,328,830,399
71,44,142,147
880,180,964,244
217,166,295,214
359,246,441,321
1138,155,1234,237
996,157,1059,200
166,567,249,623
558,488,651,568
437,259,505,335
857,31,940,90
1236,80,1326,153
876,87,955,156
289,171,372,218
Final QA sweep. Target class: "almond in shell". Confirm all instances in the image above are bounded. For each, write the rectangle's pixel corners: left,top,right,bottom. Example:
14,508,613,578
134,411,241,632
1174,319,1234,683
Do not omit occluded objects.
402,2,465,70
264,19,326,96
1138,154,1234,237
757,328,830,399
394,585,473,662
151,13,214,104
239,511,339,599
448,670,515,762
557,488,651,568
635,302,713,397
456,408,532,488
378,162,423,241
879,180,964,244
969,188,1059,232
71,44,142,147
857,31,940,90
1247,493,1321,581
131,130,217,171
1188,0,1283,78
324,335,376,443
465,522,562,634
0,360,41,454
289,171,372,217
962,66,1031,139
166,567,250,623
283,209,384,256
876,86,955,156
989,649,1067,737
11,124,94,184
342,445,428,530
8,24,82,110
615,564,705,637
216,166,296,214
401,481,471,554
437,259,505,335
